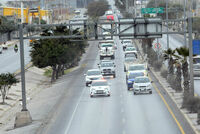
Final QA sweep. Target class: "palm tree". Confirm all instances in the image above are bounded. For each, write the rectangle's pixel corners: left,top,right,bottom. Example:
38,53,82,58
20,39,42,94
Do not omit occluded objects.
176,47,190,102
174,61,183,92
163,48,176,78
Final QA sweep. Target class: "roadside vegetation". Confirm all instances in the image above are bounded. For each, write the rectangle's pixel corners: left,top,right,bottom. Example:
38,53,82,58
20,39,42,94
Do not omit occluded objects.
87,0,109,19
0,73,19,104
30,26,88,82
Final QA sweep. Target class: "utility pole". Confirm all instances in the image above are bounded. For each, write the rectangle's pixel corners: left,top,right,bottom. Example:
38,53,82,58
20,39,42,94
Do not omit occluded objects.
21,1,24,24
166,0,169,50
126,0,128,12
188,12,194,96
183,0,187,47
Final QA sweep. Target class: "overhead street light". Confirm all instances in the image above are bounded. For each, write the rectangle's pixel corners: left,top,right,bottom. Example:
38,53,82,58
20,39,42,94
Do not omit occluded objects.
8,0,38,128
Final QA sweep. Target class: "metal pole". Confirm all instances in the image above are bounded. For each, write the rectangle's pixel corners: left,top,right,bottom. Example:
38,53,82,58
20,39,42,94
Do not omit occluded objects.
134,0,137,17
166,0,169,49
183,0,187,47
21,1,24,24
19,24,27,111
188,13,194,96
126,0,128,12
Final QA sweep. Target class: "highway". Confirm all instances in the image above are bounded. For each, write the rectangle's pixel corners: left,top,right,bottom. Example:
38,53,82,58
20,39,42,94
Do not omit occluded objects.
36,33,195,134
0,39,31,74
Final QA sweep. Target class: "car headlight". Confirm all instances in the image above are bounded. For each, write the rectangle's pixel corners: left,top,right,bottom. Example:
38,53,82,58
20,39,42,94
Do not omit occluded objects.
91,88,96,92
86,77,90,81
134,85,139,88
128,80,132,83
147,84,152,89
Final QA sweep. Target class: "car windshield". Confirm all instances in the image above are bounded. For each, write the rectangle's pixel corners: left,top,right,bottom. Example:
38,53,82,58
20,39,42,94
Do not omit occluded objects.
194,64,200,69
129,65,145,71
135,77,150,83
128,72,144,79
123,40,132,44
126,47,136,51
101,62,114,67
92,81,108,86
87,70,101,76
101,44,113,47
125,53,137,58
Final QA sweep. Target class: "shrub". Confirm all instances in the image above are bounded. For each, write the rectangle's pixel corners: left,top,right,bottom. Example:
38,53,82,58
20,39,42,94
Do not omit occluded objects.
183,96,200,113
153,59,163,71
160,67,168,79
167,74,176,90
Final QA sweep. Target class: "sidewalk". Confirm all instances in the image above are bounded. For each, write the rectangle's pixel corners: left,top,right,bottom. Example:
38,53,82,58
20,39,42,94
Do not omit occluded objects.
135,40,200,134
0,66,50,133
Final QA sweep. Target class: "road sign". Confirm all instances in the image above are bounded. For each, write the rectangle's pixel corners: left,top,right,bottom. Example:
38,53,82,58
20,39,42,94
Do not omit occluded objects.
193,40,200,55
141,7,164,14
154,43,161,49
29,8,38,13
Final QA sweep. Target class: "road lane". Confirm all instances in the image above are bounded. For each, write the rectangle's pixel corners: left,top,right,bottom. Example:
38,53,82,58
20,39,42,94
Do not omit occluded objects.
0,39,31,73
37,35,187,134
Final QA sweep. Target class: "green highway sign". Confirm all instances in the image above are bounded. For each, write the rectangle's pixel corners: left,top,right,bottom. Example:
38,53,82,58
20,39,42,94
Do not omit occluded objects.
141,7,164,14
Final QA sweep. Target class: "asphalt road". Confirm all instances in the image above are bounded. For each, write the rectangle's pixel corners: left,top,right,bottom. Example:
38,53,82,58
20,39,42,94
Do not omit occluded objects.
0,39,31,74
35,34,197,134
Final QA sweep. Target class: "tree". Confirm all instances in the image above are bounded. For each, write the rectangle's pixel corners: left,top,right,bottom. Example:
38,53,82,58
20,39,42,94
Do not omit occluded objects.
30,26,87,82
176,47,190,106
0,16,17,40
163,48,176,75
87,0,109,19
0,73,19,104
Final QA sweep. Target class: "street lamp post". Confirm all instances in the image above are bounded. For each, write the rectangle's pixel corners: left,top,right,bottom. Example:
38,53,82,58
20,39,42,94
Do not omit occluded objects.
166,0,169,50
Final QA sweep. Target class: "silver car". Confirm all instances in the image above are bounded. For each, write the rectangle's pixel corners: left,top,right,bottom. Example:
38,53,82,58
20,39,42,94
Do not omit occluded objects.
133,76,153,95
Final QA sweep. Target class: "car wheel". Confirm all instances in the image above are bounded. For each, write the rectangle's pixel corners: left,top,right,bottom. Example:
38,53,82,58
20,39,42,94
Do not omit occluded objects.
86,83,88,86
149,91,152,94
124,67,126,72
113,74,116,78
108,94,110,97
134,92,136,95
90,95,93,97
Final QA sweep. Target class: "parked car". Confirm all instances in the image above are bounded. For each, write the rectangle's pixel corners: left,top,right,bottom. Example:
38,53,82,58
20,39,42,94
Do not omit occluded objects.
90,80,111,97
133,76,153,95
85,69,103,86
99,61,116,78
126,71,144,90
194,64,200,77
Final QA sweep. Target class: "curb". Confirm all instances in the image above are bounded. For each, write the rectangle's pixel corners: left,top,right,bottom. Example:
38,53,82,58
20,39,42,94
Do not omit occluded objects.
150,69,200,134
14,62,33,76
134,40,200,134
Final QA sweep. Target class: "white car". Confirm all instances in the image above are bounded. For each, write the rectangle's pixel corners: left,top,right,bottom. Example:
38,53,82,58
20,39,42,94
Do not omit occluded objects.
2,43,8,49
124,47,138,58
127,64,148,76
90,80,111,97
133,76,152,95
85,69,103,86
121,40,133,51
